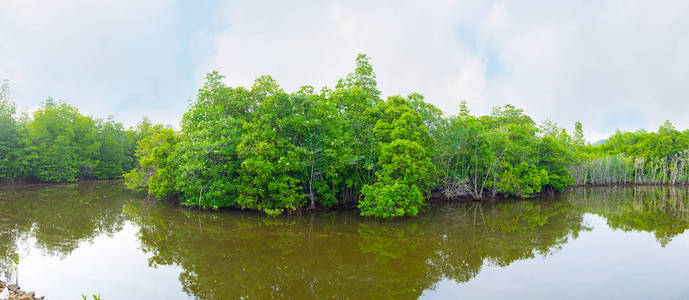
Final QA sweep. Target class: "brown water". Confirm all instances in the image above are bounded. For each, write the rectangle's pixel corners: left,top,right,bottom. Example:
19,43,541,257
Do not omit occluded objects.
1,181,689,299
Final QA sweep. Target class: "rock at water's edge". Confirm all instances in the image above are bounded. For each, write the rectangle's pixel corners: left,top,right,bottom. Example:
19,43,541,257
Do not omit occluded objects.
0,281,44,300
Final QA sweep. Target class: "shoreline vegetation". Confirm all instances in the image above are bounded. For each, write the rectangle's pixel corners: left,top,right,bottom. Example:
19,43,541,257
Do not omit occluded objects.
3,54,689,218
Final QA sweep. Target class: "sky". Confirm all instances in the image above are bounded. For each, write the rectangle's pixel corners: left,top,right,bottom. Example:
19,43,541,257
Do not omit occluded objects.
1,0,688,142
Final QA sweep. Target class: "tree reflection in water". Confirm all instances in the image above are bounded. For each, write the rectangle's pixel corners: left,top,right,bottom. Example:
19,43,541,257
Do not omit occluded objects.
126,198,588,299
2,183,689,299
571,186,689,246
0,181,129,281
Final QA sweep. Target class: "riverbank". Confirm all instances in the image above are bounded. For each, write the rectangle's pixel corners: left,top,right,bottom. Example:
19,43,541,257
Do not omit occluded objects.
0,280,44,300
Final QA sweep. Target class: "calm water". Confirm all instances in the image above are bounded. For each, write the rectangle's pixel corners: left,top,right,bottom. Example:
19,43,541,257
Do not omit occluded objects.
1,182,689,299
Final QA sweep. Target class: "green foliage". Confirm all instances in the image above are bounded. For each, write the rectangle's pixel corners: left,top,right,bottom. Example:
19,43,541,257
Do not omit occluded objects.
28,99,94,182
19,54,689,218
94,117,129,179
235,77,307,214
436,103,576,199
573,121,585,147
358,96,436,217
9,55,689,218
360,179,424,217
436,103,501,199
119,54,597,217
235,80,352,214
124,54,395,216
496,162,549,198
0,80,27,182
600,121,689,159
327,54,381,199
537,123,576,191
336,53,381,100
0,81,148,184
124,125,179,200
571,120,689,185
173,72,248,209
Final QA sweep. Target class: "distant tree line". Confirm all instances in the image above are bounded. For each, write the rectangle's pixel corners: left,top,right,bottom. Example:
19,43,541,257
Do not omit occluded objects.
0,80,153,183
570,121,689,185
4,55,689,218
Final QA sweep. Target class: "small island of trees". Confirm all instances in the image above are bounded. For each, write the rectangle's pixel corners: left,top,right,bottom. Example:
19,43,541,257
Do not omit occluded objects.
2,55,689,218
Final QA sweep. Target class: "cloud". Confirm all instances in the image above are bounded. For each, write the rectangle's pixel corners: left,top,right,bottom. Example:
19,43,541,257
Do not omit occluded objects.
2,0,688,142
203,0,689,142
200,0,489,115
0,0,191,126
474,0,689,141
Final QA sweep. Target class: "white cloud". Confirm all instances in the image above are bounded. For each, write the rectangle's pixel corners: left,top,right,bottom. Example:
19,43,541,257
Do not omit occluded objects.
0,0,186,127
200,0,489,114
473,0,689,141
2,0,688,142
203,0,689,142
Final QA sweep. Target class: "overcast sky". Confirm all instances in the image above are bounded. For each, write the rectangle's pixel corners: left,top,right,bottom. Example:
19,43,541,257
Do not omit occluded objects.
1,0,688,142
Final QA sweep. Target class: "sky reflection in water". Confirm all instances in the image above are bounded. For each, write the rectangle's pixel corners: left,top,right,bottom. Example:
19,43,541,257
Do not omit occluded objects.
1,182,689,299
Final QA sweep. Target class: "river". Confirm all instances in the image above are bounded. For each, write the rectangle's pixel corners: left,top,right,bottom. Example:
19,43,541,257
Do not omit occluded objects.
1,181,688,299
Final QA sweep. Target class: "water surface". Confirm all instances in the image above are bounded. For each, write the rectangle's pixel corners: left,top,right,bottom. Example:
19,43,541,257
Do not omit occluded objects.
1,182,689,299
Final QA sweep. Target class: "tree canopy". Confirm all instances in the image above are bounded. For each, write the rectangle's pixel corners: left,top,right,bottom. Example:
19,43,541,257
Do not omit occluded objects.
123,54,590,218
0,83,148,184
4,54,689,218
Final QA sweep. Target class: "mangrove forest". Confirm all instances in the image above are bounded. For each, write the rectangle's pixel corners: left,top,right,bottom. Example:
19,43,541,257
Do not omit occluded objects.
3,55,689,218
